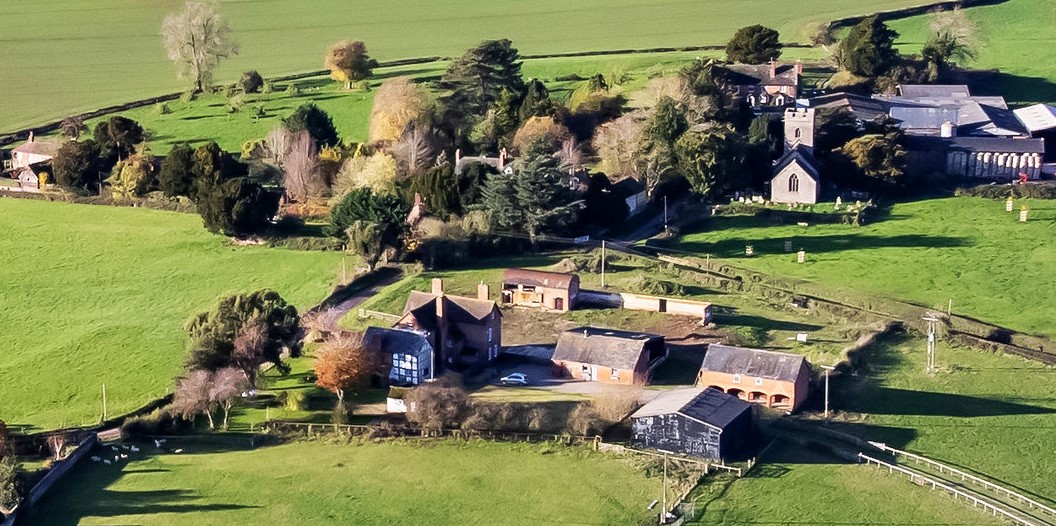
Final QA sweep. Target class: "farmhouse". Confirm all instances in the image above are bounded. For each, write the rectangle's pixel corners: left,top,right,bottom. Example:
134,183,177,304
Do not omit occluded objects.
631,387,753,460
363,327,434,385
395,278,501,372
552,326,666,385
697,344,811,412
11,133,61,170
11,164,49,192
714,60,801,109
611,177,648,216
771,107,820,204
501,268,579,312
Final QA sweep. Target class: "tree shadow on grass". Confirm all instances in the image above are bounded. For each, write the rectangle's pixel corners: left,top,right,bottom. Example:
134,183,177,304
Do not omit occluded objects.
842,386,1056,418
678,233,971,259
713,312,824,333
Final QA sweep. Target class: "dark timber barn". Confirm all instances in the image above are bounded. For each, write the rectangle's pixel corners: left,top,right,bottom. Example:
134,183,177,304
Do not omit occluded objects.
630,387,753,461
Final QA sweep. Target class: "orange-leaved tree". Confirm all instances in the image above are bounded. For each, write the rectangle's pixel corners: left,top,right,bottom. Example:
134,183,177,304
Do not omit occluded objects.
314,332,379,407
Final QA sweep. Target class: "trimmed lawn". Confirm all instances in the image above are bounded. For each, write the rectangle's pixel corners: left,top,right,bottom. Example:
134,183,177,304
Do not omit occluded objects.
25,439,658,525
674,196,1056,337
3,0,945,132
0,199,341,430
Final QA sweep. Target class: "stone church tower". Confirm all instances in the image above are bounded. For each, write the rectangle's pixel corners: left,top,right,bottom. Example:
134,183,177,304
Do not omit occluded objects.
783,108,815,153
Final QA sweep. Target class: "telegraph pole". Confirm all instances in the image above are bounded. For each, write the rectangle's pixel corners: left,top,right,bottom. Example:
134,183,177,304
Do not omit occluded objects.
601,240,606,288
101,383,108,421
660,449,670,523
663,195,669,230
820,365,835,418
923,314,939,373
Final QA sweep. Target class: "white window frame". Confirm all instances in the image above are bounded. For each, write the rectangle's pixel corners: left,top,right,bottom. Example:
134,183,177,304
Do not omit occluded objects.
754,377,763,386
732,374,741,384
610,369,620,380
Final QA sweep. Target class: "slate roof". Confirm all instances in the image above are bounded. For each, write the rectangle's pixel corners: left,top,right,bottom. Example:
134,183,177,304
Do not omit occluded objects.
12,140,61,157
631,387,751,430
772,145,820,181
716,64,798,87
503,268,579,290
1013,104,1056,133
402,290,500,330
363,327,432,357
611,177,646,198
897,84,971,98
902,136,1046,154
810,92,888,122
554,326,663,370
702,344,809,382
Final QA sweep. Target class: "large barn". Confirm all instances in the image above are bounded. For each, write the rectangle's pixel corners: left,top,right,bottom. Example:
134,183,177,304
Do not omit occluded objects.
697,344,812,412
501,268,580,312
631,387,753,461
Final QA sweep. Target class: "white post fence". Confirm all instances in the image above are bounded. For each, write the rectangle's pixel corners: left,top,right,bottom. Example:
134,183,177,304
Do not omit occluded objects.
858,453,1039,526
868,442,1056,520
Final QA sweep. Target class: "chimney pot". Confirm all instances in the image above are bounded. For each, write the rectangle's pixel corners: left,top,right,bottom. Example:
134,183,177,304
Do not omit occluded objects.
769,60,777,78
477,281,490,301
431,277,444,296
28,131,35,143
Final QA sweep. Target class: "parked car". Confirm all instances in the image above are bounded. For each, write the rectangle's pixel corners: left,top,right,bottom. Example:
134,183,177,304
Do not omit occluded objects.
500,373,529,386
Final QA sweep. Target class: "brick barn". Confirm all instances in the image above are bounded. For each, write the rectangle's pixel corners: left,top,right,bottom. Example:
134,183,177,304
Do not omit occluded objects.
631,387,753,461
501,268,580,312
552,326,666,385
697,344,812,412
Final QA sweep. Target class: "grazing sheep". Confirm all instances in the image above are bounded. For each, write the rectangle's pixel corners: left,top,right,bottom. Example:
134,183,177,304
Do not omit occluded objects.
120,454,128,459
91,456,100,462
173,448,184,454
103,459,111,465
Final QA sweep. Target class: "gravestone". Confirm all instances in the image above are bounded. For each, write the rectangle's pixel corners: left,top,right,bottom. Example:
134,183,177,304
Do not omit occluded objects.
797,249,806,263
745,245,754,256
1006,197,1015,212
1020,207,1029,222
784,240,793,252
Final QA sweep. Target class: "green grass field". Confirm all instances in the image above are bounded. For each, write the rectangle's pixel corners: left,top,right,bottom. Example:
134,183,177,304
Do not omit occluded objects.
674,196,1056,337
25,439,658,525
2,0,944,132
0,199,341,430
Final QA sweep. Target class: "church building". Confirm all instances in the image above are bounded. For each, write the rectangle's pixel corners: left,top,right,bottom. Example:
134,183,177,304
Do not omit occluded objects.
770,108,820,204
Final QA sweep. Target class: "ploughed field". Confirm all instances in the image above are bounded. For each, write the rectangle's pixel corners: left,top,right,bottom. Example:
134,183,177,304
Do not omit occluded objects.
0,199,340,430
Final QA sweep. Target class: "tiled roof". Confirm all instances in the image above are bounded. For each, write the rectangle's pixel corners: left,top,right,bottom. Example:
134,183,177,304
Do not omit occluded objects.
12,140,61,157
553,326,663,370
702,344,809,382
502,268,578,290
717,63,798,87
772,145,820,182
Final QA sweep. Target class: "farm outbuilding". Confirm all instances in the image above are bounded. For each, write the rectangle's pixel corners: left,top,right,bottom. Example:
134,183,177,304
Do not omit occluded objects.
501,268,579,312
631,387,753,461
697,344,812,412
552,326,666,385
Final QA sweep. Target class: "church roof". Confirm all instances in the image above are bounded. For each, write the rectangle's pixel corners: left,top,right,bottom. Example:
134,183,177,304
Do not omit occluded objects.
772,145,820,181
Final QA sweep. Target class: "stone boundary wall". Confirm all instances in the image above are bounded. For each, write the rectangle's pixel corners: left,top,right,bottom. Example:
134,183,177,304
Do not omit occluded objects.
825,0,1007,30
579,289,713,322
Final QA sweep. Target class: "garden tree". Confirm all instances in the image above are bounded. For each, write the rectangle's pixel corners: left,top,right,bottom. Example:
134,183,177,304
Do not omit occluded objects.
675,124,748,198
408,164,460,217
231,321,268,386
0,420,9,457
282,131,325,202
368,77,429,143
635,97,688,196
283,103,340,148
815,108,861,153
929,7,976,46
747,114,782,159
556,136,584,173
836,132,907,190
510,116,571,155
725,25,782,64
437,39,525,140
314,332,380,408
592,110,646,180
185,289,300,375
839,16,900,77
641,96,688,146
94,116,144,164
209,367,248,430
566,74,611,112
53,139,102,195
680,58,747,125
158,143,195,197
518,79,553,121
581,173,629,228
471,88,521,152
920,31,976,82
324,40,376,89
345,221,386,271
332,152,399,197
326,187,409,243
405,374,472,433
0,456,22,517
195,176,278,236
162,0,238,92
637,76,692,110
107,150,156,201
391,122,443,175
239,70,264,93
59,115,88,140
453,162,492,212
172,369,217,429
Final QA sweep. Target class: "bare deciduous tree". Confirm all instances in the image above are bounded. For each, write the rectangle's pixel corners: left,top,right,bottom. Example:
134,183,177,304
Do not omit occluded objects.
368,77,428,143
172,369,217,429
391,123,442,176
59,116,87,140
45,434,68,462
232,321,268,387
592,110,647,179
405,375,472,434
324,40,374,90
332,152,398,198
929,7,977,45
265,126,293,168
209,367,249,430
161,1,239,92
555,136,583,173
283,131,325,202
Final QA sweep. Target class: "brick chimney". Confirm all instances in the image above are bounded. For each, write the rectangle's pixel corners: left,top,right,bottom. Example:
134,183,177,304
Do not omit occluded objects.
431,277,444,296
769,60,777,79
477,281,489,301
794,59,803,78
454,148,462,166
498,148,508,171
28,131,34,143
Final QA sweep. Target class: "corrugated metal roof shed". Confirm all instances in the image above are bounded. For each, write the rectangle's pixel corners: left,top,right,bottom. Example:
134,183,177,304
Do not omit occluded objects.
1014,104,1056,133
631,387,750,429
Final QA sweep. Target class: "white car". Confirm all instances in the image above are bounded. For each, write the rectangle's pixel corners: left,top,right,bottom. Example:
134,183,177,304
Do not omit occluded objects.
500,373,529,386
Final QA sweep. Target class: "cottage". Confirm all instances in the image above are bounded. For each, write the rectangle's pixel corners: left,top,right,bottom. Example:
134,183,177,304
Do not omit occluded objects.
631,387,753,460
610,177,648,216
552,326,666,385
454,148,514,176
697,344,811,412
714,60,802,109
395,279,501,372
501,268,579,312
11,133,61,170
363,327,434,385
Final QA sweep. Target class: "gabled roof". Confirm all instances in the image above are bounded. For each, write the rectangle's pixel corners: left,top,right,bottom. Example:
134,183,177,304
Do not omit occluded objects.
897,84,971,98
611,177,646,198
12,140,61,157
702,344,810,382
402,290,500,330
772,145,820,182
1013,104,1056,133
716,63,798,87
810,92,888,122
631,387,751,430
903,136,1046,154
554,326,663,370
363,327,432,357
502,268,579,290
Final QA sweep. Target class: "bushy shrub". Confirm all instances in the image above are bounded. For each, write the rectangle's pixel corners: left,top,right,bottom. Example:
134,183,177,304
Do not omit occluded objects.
285,390,308,411
240,70,265,94
155,102,172,115
121,408,190,438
